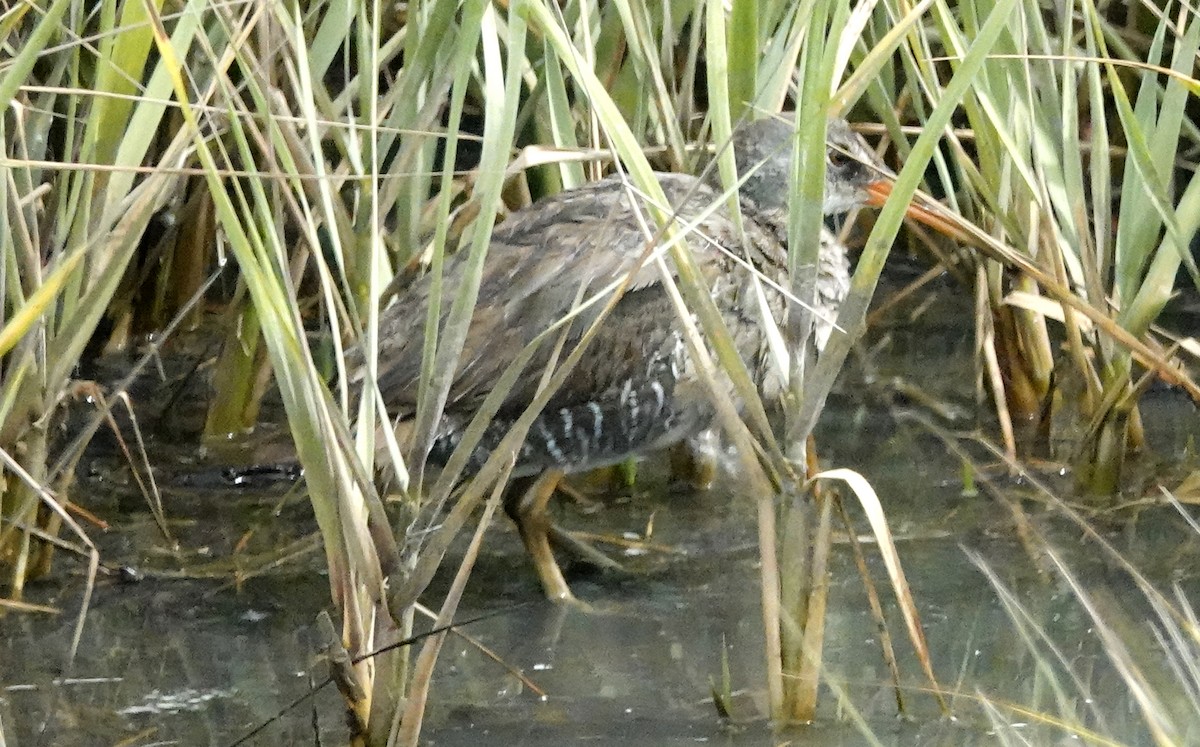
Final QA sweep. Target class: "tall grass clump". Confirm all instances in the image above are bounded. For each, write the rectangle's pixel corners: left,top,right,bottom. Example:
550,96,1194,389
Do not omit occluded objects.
4,0,1198,742
1,0,934,736
0,0,195,650
859,0,1200,497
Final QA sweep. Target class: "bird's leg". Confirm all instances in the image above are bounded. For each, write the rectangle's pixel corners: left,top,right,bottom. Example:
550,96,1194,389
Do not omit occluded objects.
669,429,721,490
506,469,578,603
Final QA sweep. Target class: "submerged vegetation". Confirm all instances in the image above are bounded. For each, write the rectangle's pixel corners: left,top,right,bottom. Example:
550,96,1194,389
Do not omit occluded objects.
1,0,1198,744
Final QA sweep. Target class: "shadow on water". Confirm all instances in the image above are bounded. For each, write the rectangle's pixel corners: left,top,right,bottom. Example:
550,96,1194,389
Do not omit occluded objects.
4,281,1200,746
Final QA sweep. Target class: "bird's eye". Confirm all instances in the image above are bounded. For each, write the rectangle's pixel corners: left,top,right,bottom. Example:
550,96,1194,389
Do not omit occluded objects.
827,149,852,168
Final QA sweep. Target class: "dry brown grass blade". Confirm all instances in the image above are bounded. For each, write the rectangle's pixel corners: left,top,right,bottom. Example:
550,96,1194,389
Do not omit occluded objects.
975,266,1019,461
396,467,510,746
63,384,172,546
413,601,547,698
899,411,1050,574
834,495,907,714
814,468,948,714
921,206,1200,401
0,446,98,664
0,598,61,614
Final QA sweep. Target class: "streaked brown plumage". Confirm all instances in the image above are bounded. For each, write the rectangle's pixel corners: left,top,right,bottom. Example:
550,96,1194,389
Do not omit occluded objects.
355,117,887,600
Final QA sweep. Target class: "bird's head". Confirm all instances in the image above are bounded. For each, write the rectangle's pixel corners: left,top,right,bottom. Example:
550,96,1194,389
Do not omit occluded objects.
721,114,968,242
723,115,886,217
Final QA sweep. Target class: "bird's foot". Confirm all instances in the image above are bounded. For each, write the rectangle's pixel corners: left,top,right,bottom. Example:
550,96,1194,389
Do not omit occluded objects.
548,524,630,574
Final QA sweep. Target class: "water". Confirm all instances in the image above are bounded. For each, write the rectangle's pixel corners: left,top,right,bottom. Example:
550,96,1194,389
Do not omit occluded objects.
4,283,1200,746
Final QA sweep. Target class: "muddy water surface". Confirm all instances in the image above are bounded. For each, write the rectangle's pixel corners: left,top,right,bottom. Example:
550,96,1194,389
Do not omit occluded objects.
4,290,1199,747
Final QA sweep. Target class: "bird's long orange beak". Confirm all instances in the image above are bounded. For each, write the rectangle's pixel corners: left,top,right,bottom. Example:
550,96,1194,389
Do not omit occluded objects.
865,180,973,243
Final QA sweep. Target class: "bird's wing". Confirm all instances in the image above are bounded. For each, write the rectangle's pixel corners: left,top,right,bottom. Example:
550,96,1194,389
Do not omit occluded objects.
360,173,749,414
